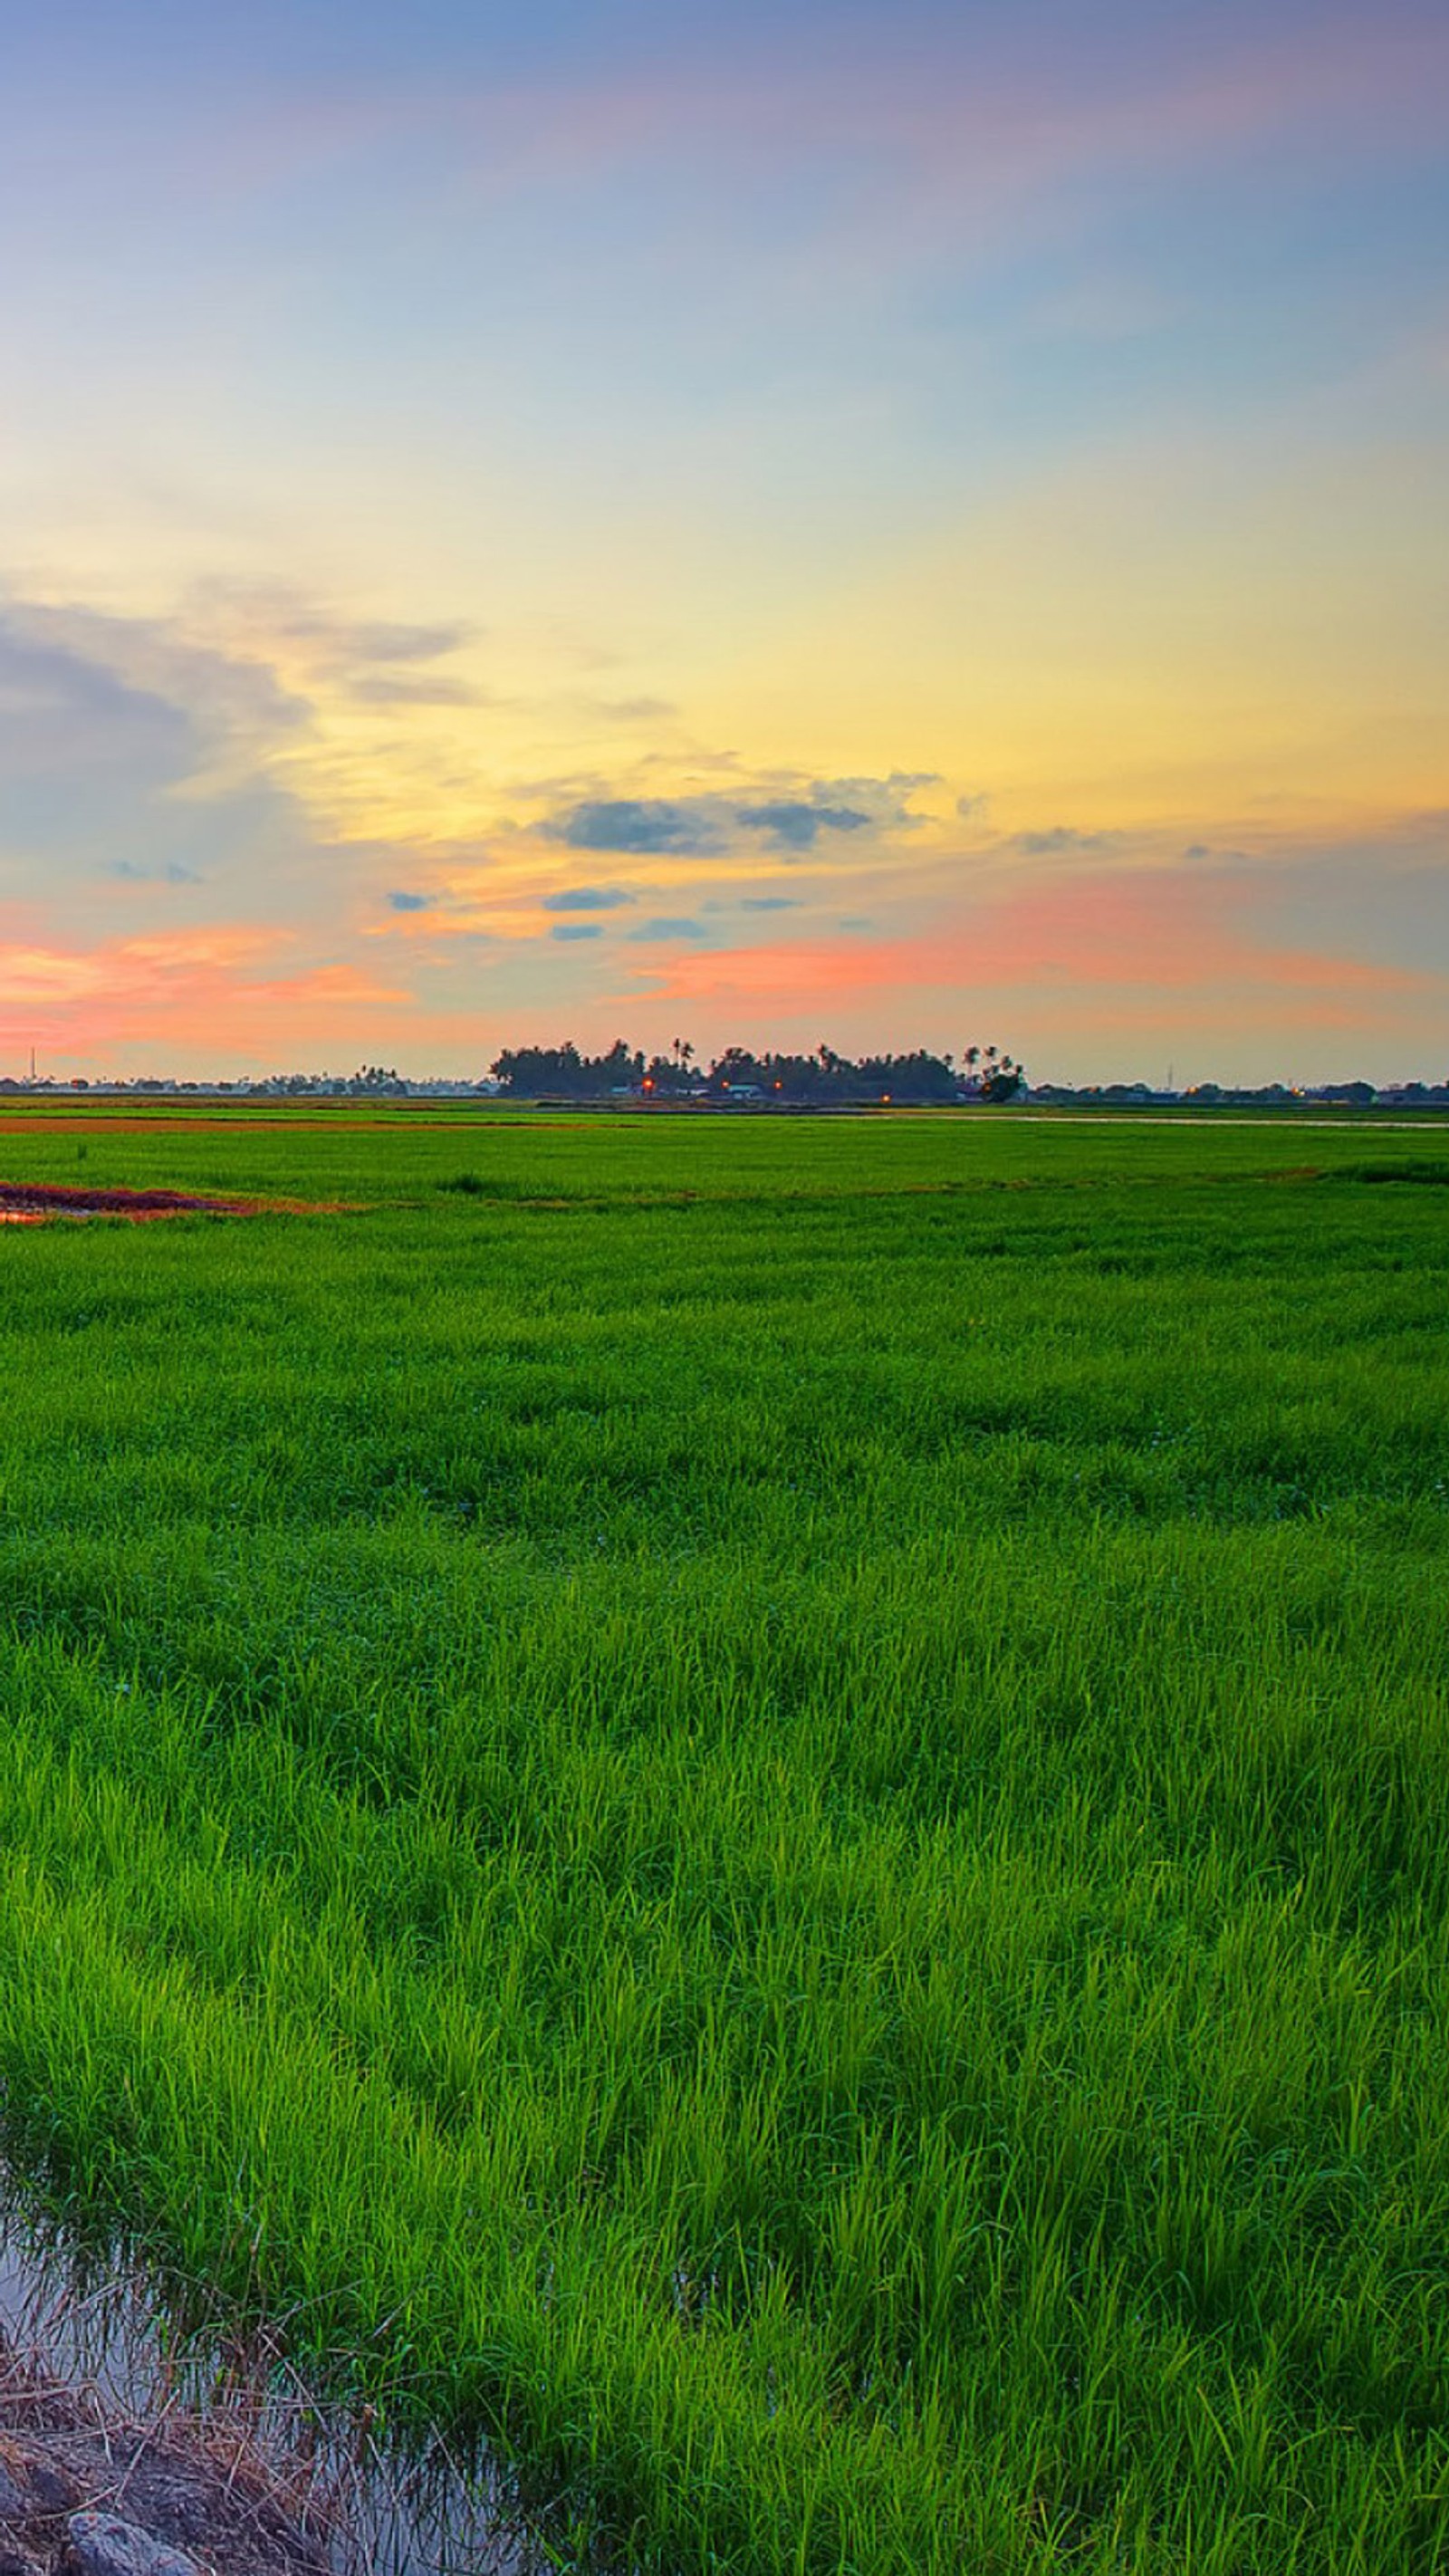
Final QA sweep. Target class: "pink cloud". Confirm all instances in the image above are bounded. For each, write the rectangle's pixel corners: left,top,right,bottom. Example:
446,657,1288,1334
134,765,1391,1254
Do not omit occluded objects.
0,924,412,1065
641,868,1438,1038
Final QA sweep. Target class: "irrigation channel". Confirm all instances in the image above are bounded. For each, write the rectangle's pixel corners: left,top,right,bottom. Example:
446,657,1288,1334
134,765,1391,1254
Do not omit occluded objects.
0,2177,542,2575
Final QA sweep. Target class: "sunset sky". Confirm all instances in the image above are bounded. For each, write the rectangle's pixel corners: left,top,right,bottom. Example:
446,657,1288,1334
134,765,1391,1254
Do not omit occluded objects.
2,0,1445,1081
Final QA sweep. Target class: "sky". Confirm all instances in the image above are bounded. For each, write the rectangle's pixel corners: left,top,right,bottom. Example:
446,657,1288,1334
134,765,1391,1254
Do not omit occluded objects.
1,0,1445,1082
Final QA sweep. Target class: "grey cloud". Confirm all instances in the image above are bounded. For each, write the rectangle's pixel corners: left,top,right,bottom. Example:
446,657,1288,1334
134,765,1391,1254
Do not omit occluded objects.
110,859,203,884
829,771,937,822
595,697,677,723
350,674,485,708
1011,826,1118,856
550,921,604,941
734,801,871,851
740,896,798,911
544,798,715,855
734,773,933,846
183,582,478,712
956,792,990,820
335,620,471,665
542,884,636,912
388,889,435,911
0,594,323,908
536,772,932,860
0,618,199,849
190,583,472,669
6,601,310,759
9,591,484,824
627,917,707,942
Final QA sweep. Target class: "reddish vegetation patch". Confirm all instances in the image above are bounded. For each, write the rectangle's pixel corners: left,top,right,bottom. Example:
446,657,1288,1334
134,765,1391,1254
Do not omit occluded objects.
0,1182,246,1224
0,1184,337,1225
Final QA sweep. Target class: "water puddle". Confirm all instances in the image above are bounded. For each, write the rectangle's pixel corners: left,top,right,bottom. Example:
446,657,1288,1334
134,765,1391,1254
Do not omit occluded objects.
0,2184,545,2574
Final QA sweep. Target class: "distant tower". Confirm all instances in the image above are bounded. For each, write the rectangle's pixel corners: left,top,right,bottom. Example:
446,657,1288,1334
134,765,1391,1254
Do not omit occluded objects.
29,1044,35,1082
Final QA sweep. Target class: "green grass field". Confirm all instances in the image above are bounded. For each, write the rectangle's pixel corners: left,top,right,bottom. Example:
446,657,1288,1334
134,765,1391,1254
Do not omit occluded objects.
0,1106,1446,2572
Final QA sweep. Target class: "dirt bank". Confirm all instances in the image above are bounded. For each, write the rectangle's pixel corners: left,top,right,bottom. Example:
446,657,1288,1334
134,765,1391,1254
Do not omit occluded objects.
0,2336,333,2576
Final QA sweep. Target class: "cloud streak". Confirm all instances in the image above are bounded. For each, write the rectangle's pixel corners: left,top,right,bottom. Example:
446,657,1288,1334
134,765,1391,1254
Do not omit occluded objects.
542,884,636,911
627,916,707,942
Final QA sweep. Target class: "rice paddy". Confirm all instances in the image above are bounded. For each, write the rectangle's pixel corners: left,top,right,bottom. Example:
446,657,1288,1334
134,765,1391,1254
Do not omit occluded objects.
0,1103,1445,2572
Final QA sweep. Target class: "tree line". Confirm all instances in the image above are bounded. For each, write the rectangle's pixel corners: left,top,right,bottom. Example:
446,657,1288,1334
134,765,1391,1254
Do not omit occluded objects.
489,1039,1024,1103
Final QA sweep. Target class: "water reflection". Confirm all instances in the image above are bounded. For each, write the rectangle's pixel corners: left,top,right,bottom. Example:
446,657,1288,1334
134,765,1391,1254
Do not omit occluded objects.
0,2187,539,2575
